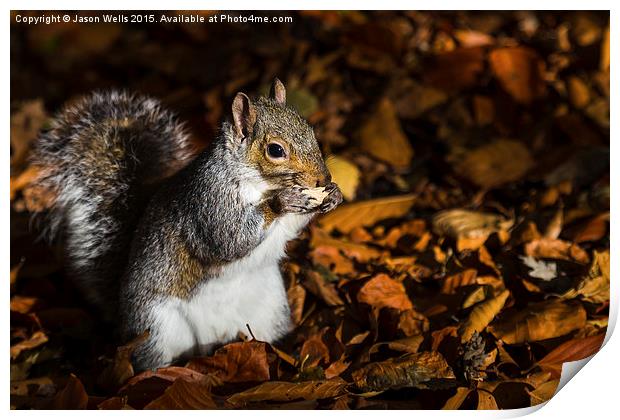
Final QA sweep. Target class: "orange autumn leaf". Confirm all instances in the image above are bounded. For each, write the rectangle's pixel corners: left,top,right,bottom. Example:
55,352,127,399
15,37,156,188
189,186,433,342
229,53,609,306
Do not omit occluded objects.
357,274,413,311
489,46,546,104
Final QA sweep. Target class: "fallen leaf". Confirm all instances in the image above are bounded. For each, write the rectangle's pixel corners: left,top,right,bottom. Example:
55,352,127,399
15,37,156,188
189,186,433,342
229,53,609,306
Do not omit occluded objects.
302,269,344,306
528,379,559,406
489,47,546,104
433,209,513,243
543,207,563,240
318,194,416,233
442,387,472,409
97,331,149,391
357,274,413,311
462,286,488,309
300,332,331,368
287,282,306,325
11,331,48,360
600,24,610,70
391,79,448,119
572,212,609,243
425,47,486,91
452,139,534,189
228,378,347,404
358,98,413,169
520,256,557,281
489,300,586,344
476,390,499,410
537,333,604,378
459,289,510,343
326,155,361,201
10,296,41,314
524,238,589,264
185,341,270,383
49,374,88,410
441,269,478,294
352,352,455,392
10,100,47,169
144,379,217,409
567,76,590,109
559,250,609,303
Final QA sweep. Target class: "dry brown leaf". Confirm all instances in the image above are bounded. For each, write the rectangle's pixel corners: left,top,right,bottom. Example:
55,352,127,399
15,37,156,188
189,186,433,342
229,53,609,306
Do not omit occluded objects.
433,209,513,245
459,289,510,343
442,387,472,409
524,238,589,264
10,296,41,314
398,309,430,336
228,378,347,404
452,139,534,189
121,366,215,392
325,358,351,379
300,332,331,368
358,98,413,169
311,228,384,263
537,333,604,378
49,374,88,410
489,47,546,104
453,30,494,48
287,283,306,325
441,269,478,294
369,336,425,356
10,100,47,169
144,379,217,409
543,207,563,240
11,331,48,360
97,396,132,410
352,352,455,392
559,250,609,303
185,341,270,383
357,274,413,311
302,269,344,306
476,390,499,410
489,300,586,344
600,24,610,71
425,47,486,91
472,95,495,126
572,212,609,243
326,155,360,201
462,286,489,309
528,379,559,406
318,194,416,234
97,331,149,391
391,79,448,119
567,76,590,109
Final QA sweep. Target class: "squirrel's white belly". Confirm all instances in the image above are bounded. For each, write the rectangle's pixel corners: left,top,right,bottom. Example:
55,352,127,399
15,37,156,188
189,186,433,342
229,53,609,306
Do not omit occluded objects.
150,213,312,364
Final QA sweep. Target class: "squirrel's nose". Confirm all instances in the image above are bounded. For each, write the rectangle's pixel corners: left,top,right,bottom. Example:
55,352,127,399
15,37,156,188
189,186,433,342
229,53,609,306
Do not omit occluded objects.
316,173,332,188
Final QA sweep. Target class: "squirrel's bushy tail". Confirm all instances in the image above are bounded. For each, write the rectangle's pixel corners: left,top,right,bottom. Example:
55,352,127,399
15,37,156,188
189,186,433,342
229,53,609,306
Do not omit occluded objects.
31,91,194,314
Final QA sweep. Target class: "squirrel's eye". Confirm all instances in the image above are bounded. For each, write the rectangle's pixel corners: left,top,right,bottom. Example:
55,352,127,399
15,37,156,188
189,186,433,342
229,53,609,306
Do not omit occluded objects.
267,143,286,159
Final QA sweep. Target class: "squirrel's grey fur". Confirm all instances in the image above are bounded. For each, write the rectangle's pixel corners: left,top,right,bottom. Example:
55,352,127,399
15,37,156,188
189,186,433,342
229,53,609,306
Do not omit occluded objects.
31,83,342,370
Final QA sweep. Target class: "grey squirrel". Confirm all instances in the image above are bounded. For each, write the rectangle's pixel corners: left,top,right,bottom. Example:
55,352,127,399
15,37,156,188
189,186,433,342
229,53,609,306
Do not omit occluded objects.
32,79,343,371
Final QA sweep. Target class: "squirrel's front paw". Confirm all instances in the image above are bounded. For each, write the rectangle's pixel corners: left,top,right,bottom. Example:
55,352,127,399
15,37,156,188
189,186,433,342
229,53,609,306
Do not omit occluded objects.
271,185,320,214
319,182,343,213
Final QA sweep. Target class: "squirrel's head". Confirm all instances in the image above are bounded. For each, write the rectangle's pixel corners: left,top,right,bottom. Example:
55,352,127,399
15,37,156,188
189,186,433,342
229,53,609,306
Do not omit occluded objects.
228,78,331,189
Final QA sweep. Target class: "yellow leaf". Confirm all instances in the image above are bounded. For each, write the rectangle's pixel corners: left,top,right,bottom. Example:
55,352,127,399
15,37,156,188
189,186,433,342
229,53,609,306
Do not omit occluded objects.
489,300,586,344
318,194,416,233
459,289,510,343
326,155,360,201
357,98,413,169
227,379,347,404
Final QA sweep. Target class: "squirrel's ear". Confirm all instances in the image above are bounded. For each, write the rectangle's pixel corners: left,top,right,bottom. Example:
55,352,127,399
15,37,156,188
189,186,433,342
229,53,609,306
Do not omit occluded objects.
270,78,286,105
232,92,256,141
